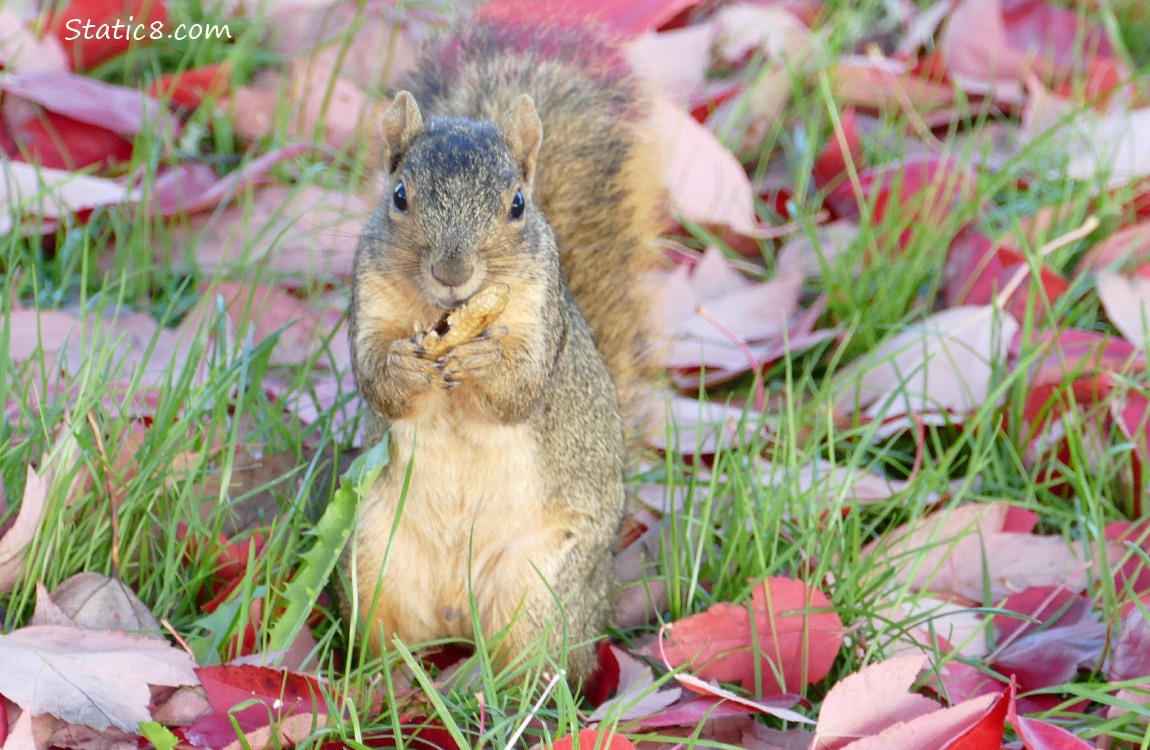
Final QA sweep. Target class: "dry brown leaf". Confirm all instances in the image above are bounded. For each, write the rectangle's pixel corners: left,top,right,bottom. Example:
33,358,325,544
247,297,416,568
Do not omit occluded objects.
44,574,162,636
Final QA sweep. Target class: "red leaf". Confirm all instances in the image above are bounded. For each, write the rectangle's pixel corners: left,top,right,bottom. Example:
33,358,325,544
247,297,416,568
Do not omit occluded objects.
187,665,324,749
944,226,1069,323
149,63,231,109
1007,681,1092,750
1015,329,1143,390
825,156,977,247
1001,0,1117,96
478,0,701,37
44,0,169,70
552,728,636,750
942,689,1008,749
12,113,133,171
812,107,861,190
992,587,1089,642
584,641,621,708
655,577,842,694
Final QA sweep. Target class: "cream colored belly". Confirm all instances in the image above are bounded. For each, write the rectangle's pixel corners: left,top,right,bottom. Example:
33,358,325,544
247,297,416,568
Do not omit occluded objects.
354,413,567,647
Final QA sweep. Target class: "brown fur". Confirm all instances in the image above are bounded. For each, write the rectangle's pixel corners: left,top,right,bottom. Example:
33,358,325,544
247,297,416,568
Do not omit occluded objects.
347,23,662,684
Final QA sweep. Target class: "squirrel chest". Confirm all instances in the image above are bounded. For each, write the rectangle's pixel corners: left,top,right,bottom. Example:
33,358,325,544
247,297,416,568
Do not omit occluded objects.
354,399,572,646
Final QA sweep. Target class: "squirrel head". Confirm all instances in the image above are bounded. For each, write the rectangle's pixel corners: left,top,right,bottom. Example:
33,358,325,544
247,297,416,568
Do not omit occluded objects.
374,90,551,309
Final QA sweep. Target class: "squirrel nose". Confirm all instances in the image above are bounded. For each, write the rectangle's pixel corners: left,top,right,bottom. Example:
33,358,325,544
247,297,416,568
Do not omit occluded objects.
430,258,475,288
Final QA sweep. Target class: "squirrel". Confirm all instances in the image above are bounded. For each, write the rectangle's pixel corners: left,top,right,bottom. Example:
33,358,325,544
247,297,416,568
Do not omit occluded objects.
347,21,664,684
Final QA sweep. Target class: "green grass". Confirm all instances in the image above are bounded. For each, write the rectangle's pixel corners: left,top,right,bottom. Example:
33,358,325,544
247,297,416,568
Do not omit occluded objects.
3,0,1150,747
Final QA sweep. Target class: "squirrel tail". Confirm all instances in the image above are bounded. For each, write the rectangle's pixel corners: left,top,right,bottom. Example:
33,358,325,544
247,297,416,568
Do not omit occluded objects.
401,21,667,439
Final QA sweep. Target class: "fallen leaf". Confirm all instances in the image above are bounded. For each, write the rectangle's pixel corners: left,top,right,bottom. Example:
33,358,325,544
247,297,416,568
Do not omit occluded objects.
625,25,712,104
0,625,198,731
589,645,682,722
149,63,232,110
0,160,140,235
1021,80,1150,190
149,144,311,217
1007,680,1093,750
225,61,379,151
865,502,1118,601
655,577,843,695
186,665,325,750
0,10,68,72
647,395,761,457
944,226,1069,324
551,728,637,750
674,674,812,724
10,111,135,171
44,573,163,636
814,654,939,750
1079,221,1150,273
835,305,1020,431
168,184,369,279
1097,270,1150,349
0,70,176,139
0,467,47,593
651,95,761,238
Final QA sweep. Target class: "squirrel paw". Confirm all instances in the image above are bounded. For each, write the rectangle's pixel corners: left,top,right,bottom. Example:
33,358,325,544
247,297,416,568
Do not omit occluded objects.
441,329,506,386
387,336,443,393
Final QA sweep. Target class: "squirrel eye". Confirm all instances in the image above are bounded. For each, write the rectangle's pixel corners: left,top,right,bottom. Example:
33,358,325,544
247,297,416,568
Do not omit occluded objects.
393,182,408,212
508,189,525,221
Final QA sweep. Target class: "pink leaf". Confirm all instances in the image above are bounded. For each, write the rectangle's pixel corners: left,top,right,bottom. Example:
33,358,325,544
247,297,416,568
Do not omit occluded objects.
589,645,682,722
0,10,68,73
168,184,370,279
1097,270,1150,349
149,144,311,217
651,95,760,238
0,625,198,732
814,654,939,750
835,305,1019,430
0,161,140,235
0,70,177,139
0,468,48,593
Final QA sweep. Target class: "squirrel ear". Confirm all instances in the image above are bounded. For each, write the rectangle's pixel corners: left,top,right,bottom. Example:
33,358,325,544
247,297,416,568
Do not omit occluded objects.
501,94,543,187
380,91,424,174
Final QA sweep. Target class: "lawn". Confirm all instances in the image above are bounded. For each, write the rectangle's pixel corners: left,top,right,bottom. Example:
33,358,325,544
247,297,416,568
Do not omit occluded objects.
3,0,1150,748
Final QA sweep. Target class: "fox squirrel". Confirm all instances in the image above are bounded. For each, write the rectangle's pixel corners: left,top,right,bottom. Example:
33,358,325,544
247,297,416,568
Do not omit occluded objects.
348,21,664,683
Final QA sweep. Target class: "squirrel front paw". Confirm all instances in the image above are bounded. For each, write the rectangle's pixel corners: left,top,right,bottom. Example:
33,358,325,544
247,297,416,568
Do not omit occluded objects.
441,328,506,387
387,335,443,394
